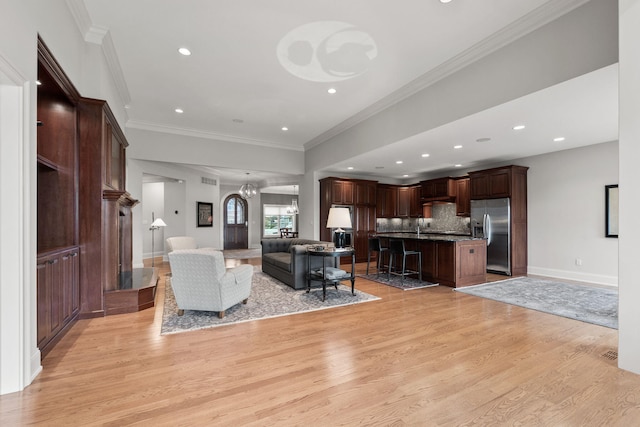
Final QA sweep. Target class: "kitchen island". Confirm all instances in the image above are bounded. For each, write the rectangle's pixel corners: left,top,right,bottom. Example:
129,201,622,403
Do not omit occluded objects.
376,232,487,288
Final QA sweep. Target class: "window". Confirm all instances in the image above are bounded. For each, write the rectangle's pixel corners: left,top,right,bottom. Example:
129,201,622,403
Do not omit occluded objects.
263,204,296,237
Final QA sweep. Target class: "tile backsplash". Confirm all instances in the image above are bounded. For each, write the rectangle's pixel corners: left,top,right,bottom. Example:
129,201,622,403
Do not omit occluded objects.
376,203,471,234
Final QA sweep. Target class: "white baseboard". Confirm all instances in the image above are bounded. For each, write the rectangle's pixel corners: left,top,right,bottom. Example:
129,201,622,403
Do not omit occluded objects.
527,266,618,287
30,350,42,385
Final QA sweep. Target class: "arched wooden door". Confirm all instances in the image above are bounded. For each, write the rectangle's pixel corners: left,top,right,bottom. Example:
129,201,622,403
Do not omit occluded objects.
224,194,248,249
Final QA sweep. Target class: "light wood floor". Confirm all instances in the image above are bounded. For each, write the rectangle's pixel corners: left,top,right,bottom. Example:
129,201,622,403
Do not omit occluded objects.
2,258,638,426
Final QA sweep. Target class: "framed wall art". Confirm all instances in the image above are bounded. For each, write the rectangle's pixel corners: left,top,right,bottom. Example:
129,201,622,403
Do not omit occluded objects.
197,201,213,227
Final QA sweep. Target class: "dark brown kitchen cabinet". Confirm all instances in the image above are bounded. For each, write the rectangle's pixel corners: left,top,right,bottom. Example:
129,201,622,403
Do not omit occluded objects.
409,185,422,217
330,180,354,204
376,184,398,218
319,177,378,262
468,165,528,276
37,246,79,357
397,187,410,217
468,166,527,199
455,177,470,216
420,177,456,201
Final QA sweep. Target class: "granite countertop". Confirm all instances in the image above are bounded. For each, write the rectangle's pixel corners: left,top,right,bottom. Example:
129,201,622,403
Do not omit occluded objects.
375,232,483,242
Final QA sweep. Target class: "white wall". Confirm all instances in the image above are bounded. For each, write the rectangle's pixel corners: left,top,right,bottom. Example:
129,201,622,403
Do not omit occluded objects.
518,141,619,285
128,159,222,267
618,0,640,374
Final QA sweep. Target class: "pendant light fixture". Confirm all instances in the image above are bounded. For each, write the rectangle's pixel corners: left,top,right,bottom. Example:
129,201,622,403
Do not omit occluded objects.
239,172,257,199
286,184,299,214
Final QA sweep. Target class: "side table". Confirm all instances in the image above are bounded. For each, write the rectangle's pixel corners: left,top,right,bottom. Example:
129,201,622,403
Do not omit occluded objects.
307,246,356,301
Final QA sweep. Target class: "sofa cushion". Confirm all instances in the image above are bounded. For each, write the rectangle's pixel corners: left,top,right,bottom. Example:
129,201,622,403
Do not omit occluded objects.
263,252,292,272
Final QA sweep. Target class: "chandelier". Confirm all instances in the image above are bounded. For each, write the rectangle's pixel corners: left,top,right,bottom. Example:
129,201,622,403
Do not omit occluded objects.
239,173,257,199
286,185,299,214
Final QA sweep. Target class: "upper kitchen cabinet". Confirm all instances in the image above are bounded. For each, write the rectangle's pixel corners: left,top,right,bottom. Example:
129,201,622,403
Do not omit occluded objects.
376,184,398,218
409,185,422,217
469,165,528,200
330,179,354,205
355,181,377,206
455,177,470,216
421,177,456,201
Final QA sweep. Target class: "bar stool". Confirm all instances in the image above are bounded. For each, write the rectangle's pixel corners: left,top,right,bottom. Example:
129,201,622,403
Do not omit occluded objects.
388,239,422,283
366,237,389,277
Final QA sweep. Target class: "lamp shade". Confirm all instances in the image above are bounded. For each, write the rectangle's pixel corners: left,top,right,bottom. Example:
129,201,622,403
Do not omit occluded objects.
326,207,352,230
150,218,167,228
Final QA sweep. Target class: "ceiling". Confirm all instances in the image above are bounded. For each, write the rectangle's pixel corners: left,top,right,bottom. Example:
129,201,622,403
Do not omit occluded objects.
80,0,617,184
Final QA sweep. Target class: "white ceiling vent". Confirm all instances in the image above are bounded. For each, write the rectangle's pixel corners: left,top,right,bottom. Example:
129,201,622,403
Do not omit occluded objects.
201,177,217,186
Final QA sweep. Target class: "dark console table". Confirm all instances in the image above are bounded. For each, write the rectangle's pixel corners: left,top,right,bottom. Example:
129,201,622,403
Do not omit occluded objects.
307,247,356,301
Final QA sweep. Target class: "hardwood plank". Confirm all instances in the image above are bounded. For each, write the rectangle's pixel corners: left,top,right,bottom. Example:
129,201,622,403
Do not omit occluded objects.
1,260,638,426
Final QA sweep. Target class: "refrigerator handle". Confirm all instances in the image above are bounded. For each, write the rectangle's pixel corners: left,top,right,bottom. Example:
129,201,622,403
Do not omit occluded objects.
484,213,492,246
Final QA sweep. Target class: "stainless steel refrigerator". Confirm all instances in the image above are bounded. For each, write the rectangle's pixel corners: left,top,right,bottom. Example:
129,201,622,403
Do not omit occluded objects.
470,198,511,275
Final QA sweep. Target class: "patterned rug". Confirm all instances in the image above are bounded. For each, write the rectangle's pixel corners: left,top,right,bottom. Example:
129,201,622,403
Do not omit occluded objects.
455,277,618,329
222,248,261,259
357,273,439,291
161,271,380,335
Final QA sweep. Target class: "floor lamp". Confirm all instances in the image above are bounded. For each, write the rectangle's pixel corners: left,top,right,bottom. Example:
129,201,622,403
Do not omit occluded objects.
149,216,167,267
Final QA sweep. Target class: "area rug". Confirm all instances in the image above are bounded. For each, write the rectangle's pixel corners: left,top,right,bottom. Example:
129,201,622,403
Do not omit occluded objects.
161,271,380,334
455,277,618,329
357,273,439,291
222,248,261,259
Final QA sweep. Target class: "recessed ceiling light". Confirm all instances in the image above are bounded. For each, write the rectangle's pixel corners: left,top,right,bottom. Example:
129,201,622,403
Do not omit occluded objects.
421,153,430,158
347,166,354,170
403,174,409,177
440,0,453,3
175,108,184,114
554,137,566,142
454,164,462,167
178,47,191,56
513,125,526,130
281,126,289,131
476,137,491,143
327,88,337,94
396,160,403,164
454,145,463,149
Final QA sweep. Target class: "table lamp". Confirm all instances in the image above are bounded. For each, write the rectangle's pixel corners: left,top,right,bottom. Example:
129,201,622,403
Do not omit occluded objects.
326,207,352,248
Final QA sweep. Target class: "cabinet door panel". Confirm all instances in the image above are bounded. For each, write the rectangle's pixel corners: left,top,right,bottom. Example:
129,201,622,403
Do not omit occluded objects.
397,187,410,217
488,170,510,197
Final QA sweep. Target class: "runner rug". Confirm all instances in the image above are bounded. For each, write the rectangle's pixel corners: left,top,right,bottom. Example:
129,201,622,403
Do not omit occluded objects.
357,273,439,291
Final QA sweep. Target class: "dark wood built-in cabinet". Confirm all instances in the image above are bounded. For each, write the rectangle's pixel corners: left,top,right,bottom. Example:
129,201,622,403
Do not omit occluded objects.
320,178,377,262
469,165,528,276
36,37,140,357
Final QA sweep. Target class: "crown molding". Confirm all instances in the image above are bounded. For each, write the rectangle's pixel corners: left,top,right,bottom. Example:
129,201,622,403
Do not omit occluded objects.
66,0,131,106
126,120,305,152
304,0,591,150
65,0,92,37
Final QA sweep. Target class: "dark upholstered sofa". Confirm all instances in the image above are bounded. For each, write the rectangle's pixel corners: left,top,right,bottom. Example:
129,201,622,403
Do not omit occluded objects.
261,238,338,290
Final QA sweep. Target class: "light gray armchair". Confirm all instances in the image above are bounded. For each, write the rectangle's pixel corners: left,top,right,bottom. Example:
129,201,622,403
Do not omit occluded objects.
166,236,198,252
167,249,253,318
